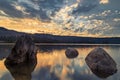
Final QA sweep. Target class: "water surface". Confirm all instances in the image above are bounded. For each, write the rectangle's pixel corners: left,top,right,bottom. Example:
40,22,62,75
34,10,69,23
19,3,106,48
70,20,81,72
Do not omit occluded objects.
0,44,120,80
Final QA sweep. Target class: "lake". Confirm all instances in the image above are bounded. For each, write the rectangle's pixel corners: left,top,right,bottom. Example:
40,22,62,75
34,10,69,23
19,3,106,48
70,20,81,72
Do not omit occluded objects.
0,44,120,80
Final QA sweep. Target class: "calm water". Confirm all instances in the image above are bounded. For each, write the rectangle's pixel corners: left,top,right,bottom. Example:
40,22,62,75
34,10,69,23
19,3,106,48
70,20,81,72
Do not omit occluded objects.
0,44,120,80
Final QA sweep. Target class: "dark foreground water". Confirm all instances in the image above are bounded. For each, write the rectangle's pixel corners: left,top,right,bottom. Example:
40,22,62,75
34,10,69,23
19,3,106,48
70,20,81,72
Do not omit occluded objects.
0,44,120,80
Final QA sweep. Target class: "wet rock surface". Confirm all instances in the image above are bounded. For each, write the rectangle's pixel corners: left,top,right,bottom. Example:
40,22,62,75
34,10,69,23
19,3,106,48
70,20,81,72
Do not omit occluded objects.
5,34,38,64
65,48,79,59
85,47,117,78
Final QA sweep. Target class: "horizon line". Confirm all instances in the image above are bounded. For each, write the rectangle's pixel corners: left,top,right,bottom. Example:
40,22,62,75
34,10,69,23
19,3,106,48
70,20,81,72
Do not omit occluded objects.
0,43,120,46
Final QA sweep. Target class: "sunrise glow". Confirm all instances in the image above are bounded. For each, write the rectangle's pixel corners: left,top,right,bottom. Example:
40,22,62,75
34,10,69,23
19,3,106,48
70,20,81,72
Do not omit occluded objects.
0,0,120,37
100,0,109,4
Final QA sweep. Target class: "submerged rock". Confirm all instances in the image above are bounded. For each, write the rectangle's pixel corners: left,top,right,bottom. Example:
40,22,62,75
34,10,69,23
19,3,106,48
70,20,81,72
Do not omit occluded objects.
5,34,38,64
65,48,79,59
85,47,117,78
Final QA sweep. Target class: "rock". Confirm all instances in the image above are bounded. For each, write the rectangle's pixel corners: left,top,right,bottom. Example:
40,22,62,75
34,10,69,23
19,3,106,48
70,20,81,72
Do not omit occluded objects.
85,47,117,78
5,58,37,80
65,48,79,59
5,34,38,64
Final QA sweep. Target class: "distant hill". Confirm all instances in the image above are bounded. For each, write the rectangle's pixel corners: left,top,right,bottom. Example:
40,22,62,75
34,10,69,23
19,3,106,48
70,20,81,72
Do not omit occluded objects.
0,27,25,42
0,27,120,44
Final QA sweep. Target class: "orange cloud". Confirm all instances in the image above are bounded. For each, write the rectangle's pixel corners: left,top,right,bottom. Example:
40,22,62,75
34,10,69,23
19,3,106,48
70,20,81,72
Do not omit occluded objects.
100,0,109,4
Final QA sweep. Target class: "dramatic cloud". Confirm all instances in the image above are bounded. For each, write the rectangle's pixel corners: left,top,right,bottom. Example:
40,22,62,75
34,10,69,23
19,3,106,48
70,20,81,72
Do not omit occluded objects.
0,0,23,18
14,0,65,21
0,0,101,21
50,0,120,37
0,0,120,37
52,8,120,36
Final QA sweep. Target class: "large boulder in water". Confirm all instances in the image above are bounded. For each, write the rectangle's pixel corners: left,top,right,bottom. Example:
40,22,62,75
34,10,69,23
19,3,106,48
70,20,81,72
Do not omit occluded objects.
85,47,117,78
5,34,38,64
65,48,79,59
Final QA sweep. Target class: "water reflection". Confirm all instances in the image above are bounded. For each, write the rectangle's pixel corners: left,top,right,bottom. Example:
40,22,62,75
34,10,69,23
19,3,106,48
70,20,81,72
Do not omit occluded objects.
5,59,37,80
33,47,97,80
0,45,12,60
0,45,120,80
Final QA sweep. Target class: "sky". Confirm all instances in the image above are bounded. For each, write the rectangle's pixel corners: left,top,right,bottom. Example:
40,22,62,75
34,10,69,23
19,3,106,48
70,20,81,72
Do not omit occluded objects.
0,0,120,37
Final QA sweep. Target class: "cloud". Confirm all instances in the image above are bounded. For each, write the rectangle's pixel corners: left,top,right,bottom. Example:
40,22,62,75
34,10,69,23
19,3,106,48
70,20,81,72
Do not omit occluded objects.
50,0,120,37
0,0,64,21
72,0,100,14
0,0,111,20
53,9,120,37
52,0,101,24
0,0,24,18
15,0,65,21
0,10,8,16
0,0,120,37
0,0,103,21
100,0,109,4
